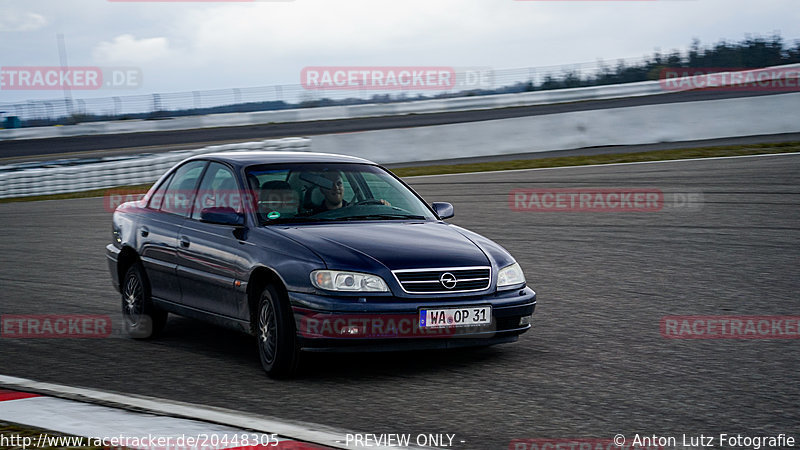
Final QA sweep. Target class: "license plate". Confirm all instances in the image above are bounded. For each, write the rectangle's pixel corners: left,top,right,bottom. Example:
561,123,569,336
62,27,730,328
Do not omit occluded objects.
419,306,491,328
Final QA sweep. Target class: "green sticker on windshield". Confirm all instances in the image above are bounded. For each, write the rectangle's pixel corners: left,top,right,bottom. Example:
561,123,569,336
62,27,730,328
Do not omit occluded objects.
267,211,281,219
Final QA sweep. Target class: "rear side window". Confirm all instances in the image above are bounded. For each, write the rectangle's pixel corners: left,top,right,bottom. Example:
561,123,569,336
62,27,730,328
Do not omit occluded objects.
192,162,243,220
160,161,207,217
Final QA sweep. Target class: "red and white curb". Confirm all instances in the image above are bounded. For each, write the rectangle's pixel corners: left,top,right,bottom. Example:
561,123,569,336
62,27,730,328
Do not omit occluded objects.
0,388,323,449
0,375,420,450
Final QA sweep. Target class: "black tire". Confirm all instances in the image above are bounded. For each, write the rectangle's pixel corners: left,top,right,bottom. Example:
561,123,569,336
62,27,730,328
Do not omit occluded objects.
121,263,167,339
256,284,300,378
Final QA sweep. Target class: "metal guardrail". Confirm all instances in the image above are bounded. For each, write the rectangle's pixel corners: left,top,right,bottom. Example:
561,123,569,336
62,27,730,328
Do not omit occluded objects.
0,137,310,199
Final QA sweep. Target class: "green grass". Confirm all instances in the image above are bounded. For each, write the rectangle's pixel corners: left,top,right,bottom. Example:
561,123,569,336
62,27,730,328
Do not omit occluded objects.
1,141,798,203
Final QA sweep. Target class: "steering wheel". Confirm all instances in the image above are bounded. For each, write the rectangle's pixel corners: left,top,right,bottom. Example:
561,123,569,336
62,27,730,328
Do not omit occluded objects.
352,199,386,206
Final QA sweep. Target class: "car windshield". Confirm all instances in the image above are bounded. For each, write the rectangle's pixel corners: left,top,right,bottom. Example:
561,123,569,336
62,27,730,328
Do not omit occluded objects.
245,163,436,224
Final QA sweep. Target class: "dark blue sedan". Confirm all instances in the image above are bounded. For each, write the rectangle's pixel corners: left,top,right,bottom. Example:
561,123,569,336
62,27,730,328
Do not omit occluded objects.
106,151,536,377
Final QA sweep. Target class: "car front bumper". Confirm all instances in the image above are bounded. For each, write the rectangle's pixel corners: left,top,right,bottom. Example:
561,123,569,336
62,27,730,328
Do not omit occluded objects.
288,287,536,352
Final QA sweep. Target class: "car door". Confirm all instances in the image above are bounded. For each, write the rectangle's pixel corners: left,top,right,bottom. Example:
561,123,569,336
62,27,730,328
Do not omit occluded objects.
139,160,207,303
176,162,249,319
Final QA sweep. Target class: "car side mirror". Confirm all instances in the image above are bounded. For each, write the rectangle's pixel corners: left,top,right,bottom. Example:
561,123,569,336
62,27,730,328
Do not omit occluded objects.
431,202,454,220
200,207,245,226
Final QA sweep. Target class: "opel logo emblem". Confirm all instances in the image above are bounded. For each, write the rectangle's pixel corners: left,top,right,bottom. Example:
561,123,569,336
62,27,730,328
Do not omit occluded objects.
440,272,458,289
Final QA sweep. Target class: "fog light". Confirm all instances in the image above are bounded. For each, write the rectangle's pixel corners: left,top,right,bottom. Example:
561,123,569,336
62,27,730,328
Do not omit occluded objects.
519,315,533,326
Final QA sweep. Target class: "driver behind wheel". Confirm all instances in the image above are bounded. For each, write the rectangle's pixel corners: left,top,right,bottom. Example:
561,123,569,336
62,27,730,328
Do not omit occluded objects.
309,171,348,214
308,170,391,214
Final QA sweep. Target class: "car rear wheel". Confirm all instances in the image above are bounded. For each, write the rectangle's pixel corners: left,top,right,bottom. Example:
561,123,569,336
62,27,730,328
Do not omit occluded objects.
256,284,300,378
121,263,167,339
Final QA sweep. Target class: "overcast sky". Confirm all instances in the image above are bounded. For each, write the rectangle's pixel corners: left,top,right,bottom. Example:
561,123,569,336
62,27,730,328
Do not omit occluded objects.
1,0,798,104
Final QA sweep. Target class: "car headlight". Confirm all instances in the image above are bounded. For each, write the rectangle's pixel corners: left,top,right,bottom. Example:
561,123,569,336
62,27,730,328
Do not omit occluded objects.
497,262,525,289
310,270,389,292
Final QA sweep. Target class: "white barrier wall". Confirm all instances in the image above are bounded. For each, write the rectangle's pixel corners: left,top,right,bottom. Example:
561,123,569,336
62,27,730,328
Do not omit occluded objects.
310,92,800,164
0,138,310,199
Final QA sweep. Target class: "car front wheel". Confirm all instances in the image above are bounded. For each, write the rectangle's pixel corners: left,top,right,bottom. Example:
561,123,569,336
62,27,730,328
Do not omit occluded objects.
256,284,300,378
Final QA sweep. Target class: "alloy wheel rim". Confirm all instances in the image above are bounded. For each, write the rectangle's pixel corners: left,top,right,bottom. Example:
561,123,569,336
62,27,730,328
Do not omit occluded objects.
259,296,277,364
123,273,143,326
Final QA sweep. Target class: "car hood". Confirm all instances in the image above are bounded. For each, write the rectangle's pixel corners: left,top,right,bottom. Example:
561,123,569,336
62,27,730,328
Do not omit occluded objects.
275,221,491,271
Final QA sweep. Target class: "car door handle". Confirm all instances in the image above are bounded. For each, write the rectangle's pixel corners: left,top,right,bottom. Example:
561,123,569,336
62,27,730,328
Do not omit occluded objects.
180,236,191,248
140,227,149,237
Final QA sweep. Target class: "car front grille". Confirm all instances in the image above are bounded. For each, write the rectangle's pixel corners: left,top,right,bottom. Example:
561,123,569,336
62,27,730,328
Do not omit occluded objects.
392,267,491,294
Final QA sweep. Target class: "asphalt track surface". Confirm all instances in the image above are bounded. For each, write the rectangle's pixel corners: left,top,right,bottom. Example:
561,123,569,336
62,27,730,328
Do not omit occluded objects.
1,154,799,449
0,89,790,160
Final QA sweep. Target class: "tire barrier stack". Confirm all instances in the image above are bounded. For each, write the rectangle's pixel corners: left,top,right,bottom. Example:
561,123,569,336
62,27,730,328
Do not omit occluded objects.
0,137,310,199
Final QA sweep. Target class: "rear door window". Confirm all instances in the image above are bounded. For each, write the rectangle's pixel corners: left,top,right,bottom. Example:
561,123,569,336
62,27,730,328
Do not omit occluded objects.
192,162,243,220
160,161,207,217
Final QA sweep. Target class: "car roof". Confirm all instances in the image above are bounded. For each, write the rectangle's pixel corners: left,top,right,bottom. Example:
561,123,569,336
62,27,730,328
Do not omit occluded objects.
188,151,377,168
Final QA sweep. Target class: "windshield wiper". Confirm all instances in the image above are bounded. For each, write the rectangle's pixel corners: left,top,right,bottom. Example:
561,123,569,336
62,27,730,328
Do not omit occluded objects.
331,214,427,221
262,214,427,225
